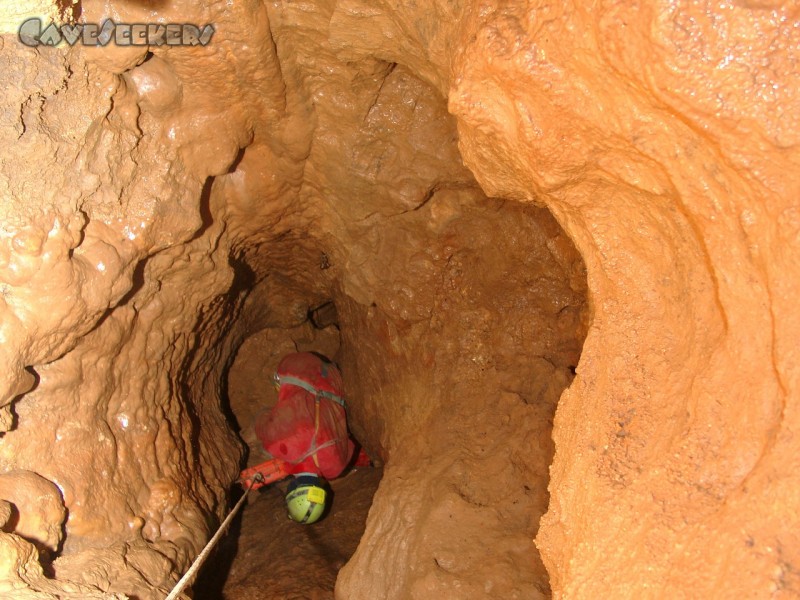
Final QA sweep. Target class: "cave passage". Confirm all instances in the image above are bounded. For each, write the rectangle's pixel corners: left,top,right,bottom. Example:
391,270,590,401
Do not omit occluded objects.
197,464,383,599
190,191,588,598
0,1,794,597
0,5,593,595
195,317,384,599
166,48,588,596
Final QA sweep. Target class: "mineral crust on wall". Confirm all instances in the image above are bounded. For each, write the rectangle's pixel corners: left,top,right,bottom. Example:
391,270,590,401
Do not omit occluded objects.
0,0,276,596
0,0,797,598
446,2,800,598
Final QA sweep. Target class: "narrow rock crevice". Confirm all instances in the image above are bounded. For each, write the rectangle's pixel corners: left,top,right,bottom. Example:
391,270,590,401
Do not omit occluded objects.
197,191,587,597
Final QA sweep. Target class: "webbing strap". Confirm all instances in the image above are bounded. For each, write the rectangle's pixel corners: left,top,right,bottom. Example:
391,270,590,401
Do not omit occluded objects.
278,374,346,408
278,371,344,470
311,399,321,470
289,438,337,466
288,398,341,467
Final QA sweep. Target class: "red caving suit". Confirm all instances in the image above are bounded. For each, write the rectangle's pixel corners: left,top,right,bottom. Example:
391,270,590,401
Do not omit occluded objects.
254,352,354,480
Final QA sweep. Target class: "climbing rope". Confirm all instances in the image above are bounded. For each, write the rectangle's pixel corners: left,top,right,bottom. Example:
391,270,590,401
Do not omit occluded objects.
164,472,263,600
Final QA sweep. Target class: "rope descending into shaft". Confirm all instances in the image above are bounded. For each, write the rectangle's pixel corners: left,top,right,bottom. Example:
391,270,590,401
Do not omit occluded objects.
164,473,263,600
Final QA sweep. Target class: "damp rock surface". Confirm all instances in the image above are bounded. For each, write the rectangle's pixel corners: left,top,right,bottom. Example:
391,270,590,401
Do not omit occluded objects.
0,0,797,599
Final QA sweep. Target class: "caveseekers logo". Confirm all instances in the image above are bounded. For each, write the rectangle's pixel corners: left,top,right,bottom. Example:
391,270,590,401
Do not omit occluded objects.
18,18,215,47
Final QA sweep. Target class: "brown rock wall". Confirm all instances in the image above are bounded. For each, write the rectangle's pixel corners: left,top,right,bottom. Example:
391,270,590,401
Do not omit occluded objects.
0,0,275,595
447,2,800,597
333,196,586,598
0,0,796,598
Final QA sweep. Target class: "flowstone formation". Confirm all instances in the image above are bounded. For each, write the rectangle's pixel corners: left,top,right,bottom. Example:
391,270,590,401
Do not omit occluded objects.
0,1,797,599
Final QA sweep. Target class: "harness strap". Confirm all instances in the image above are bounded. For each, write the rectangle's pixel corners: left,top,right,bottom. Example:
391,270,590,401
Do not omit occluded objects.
291,397,337,467
289,438,338,466
311,398,321,470
277,371,345,470
278,374,346,409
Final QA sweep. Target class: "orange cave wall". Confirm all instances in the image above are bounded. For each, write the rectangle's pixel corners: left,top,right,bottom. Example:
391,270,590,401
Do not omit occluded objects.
0,1,798,599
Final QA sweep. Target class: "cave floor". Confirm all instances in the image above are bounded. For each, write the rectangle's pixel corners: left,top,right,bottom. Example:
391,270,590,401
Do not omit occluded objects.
195,466,383,600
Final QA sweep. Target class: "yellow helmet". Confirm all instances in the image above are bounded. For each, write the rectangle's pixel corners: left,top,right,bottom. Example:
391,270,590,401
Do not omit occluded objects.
285,475,327,524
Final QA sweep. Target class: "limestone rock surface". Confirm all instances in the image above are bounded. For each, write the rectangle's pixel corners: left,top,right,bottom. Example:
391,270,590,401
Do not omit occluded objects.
0,471,65,554
0,0,797,599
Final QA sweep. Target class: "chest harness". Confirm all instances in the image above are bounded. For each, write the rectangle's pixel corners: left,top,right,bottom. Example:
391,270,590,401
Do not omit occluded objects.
277,370,346,469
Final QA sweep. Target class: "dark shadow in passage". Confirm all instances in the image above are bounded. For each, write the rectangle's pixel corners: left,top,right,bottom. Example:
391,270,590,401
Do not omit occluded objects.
192,484,246,599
